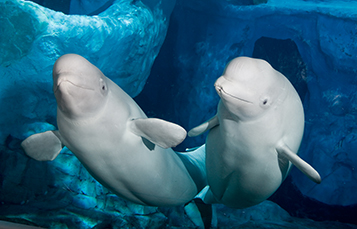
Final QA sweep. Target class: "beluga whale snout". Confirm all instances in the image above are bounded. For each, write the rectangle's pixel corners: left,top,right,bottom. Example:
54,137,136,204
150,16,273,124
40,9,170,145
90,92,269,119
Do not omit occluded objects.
214,81,253,104
51,54,109,119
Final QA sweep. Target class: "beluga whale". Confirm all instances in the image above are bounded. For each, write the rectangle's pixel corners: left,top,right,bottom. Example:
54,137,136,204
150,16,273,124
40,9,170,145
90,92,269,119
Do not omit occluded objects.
21,54,206,207
189,56,321,209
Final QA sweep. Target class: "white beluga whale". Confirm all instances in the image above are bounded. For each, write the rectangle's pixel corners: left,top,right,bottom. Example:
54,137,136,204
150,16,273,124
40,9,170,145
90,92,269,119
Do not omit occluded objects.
189,56,321,209
21,54,206,207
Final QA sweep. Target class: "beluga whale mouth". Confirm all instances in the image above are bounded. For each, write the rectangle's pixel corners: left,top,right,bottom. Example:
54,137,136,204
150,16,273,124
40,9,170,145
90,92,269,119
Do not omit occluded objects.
215,84,253,104
54,79,95,94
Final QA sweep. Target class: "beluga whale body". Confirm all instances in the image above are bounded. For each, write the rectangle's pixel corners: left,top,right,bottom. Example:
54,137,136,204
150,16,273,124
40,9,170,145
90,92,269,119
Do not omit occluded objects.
21,54,206,207
189,57,321,209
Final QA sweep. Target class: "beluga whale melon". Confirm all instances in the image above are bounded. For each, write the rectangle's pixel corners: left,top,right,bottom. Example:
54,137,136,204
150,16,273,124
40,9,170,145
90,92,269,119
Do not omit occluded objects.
189,56,321,209
21,54,207,207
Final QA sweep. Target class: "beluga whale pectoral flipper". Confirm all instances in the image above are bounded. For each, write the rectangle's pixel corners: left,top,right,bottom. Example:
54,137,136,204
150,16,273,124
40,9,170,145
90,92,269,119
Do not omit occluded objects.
189,56,321,209
22,130,63,161
129,118,187,149
21,53,207,207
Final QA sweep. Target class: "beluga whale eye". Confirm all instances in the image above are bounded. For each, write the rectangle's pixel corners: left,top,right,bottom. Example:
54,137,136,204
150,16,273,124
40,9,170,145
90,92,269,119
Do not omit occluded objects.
99,77,108,96
260,96,270,108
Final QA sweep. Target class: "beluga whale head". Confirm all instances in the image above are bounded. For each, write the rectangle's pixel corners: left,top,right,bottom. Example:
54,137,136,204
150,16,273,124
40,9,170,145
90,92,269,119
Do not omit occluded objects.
52,54,109,120
214,56,287,121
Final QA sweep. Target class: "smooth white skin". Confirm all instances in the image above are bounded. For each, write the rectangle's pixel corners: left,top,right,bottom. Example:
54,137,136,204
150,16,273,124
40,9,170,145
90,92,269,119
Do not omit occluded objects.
53,54,197,206
205,57,304,208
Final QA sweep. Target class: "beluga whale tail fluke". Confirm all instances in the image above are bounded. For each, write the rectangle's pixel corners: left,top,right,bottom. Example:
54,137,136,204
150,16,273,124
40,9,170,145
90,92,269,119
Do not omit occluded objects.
21,54,207,207
188,56,321,209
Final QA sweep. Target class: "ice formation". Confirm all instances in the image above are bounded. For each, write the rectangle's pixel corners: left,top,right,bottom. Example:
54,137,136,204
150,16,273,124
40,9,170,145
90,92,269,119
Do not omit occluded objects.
0,0,173,143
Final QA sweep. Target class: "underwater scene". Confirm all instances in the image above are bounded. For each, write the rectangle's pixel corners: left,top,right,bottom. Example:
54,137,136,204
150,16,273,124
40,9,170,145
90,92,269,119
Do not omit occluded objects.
0,0,357,228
